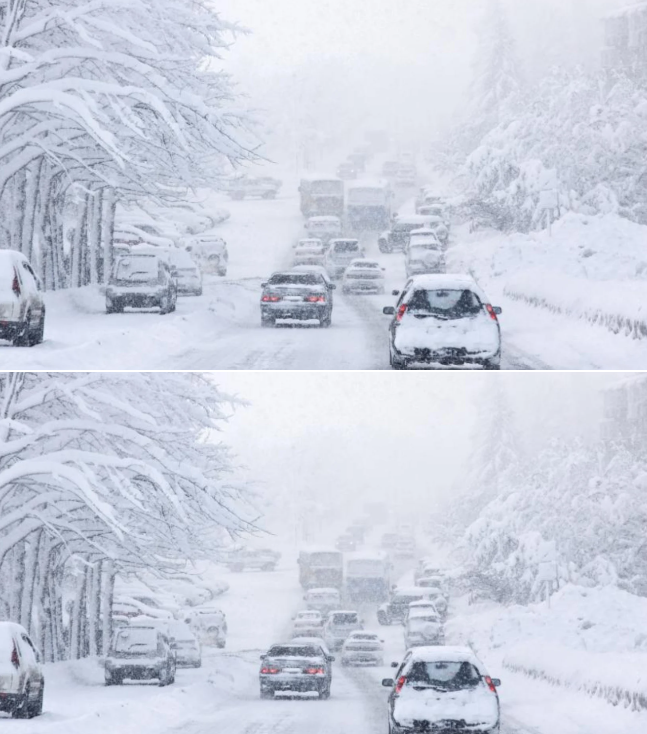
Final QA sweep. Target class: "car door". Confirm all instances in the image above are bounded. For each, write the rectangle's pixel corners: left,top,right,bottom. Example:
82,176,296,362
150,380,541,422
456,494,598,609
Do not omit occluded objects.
19,633,42,699
20,261,43,319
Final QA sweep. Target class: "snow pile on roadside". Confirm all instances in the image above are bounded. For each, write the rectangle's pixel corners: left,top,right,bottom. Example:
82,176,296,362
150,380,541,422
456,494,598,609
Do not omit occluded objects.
446,584,647,711
449,213,647,339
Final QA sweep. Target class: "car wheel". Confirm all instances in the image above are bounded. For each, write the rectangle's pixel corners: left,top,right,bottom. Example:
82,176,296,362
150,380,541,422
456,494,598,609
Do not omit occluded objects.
216,640,226,649
12,315,30,347
105,673,114,686
12,687,30,719
261,316,275,328
484,359,501,371
196,288,203,296
218,269,227,276
31,682,44,717
29,312,45,345
377,611,389,626
158,668,169,686
390,349,407,371
260,688,274,700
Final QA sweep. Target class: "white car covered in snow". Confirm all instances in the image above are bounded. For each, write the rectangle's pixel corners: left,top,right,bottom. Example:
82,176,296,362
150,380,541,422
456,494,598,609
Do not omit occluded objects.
292,610,325,637
183,608,227,648
341,631,384,666
383,646,501,734
384,275,502,370
325,239,364,279
292,239,327,267
342,259,385,295
404,230,445,277
305,216,342,245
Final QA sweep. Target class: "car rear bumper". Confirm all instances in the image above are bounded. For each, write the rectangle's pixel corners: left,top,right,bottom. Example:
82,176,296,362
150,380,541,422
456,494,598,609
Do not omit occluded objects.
0,321,22,339
0,692,24,712
107,664,163,679
260,675,326,692
261,304,328,320
107,294,165,308
343,281,383,292
341,653,382,664
392,342,501,369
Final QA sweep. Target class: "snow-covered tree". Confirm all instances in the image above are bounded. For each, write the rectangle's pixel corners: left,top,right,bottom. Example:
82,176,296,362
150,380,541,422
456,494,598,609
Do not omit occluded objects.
0,372,256,660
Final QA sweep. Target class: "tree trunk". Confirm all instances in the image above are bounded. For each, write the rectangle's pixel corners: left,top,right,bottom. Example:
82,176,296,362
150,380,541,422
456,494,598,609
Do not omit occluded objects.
20,160,41,260
87,563,101,657
70,194,89,289
100,189,116,284
19,531,41,632
88,190,102,285
69,567,87,660
10,542,26,622
100,560,115,655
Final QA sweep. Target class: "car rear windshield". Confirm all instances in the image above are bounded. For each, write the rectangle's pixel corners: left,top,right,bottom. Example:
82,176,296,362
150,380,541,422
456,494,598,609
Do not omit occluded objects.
407,289,482,318
346,641,381,650
268,646,319,657
410,244,440,256
114,257,158,283
406,661,481,691
112,628,158,654
269,274,321,286
352,262,379,269
331,613,359,624
334,242,360,253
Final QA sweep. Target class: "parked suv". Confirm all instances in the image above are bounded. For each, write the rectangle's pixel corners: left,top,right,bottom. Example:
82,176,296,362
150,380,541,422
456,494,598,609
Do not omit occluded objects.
259,643,334,699
0,622,44,718
105,627,175,686
0,250,45,347
106,254,177,314
382,647,501,734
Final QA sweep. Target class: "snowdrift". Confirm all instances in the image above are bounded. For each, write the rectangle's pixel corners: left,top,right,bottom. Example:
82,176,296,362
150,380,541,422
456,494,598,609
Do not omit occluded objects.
447,584,647,712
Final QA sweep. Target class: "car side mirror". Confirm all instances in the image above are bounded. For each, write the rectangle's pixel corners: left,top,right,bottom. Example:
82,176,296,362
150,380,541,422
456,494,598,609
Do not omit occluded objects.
493,306,502,315
491,678,501,687
382,678,395,687
392,290,400,297
391,662,399,668
331,284,337,290
383,307,395,316
328,656,335,662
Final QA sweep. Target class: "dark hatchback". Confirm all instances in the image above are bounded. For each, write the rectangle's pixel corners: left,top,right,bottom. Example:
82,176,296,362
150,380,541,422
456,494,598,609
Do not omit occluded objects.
260,272,334,328
259,643,334,699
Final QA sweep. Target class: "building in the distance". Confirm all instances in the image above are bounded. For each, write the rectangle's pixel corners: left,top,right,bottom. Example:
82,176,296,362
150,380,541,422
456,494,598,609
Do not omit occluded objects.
602,2,647,75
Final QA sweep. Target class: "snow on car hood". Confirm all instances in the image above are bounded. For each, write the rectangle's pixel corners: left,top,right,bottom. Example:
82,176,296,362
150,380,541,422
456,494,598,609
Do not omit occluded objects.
394,312,499,356
394,685,499,729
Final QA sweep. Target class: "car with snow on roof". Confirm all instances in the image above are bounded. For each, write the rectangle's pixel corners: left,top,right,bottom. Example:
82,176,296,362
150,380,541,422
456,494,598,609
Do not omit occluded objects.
225,174,282,200
325,239,364,280
0,250,45,347
106,254,177,315
405,230,445,277
261,271,333,328
227,548,281,572
259,642,334,699
0,622,44,718
304,588,342,614
304,216,343,245
382,646,501,734
292,239,327,267
184,236,228,276
378,587,438,626
291,610,325,638
404,609,444,649
378,215,443,254
342,259,386,295
384,275,502,371
105,627,175,686
183,607,227,648
323,610,364,651
341,631,384,666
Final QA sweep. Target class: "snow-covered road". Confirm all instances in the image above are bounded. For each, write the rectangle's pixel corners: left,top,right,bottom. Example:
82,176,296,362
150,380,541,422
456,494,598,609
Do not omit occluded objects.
0,181,630,370
15,550,638,734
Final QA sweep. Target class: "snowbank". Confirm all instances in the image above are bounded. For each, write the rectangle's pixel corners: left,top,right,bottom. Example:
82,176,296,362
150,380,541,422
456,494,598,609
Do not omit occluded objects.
446,584,647,712
449,213,647,341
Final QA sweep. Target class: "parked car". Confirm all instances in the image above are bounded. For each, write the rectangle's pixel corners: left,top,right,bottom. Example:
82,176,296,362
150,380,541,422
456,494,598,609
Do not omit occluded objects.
378,587,434,625
336,162,358,180
381,533,399,549
183,608,227,648
402,600,441,627
106,254,177,314
325,239,364,279
0,622,44,718
382,161,400,177
395,536,416,559
405,231,445,277
185,236,228,276
292,239,327,267
384,275,503,370
168,622,201,667
341,631,384,666
168,249,202,296
382,647,501,734
0,250,45,347
342,259,385,295
305,216,342,246
226,175,282,200
259,642,334,699
414,585,448,618
227,548,280,572
105,627,175,686
260,271,333,328
304,588,342,615
323,610,363,651
292,610,325,638
411,214,449,245
378,216,443,253
396,165,417,187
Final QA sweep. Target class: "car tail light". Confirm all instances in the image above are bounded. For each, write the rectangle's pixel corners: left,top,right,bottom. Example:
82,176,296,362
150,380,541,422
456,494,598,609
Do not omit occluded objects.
485,304,498,322
305,295,326,303
262,295,281,303
261,667,280,674
304,667,325,674
484,676,496,693
395,675,406,694
12,272,20,298
396,304,407,323
11,643,19,669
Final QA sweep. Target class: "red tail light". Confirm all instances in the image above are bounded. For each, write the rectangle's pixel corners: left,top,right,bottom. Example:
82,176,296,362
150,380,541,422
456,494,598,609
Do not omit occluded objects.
12,272,20,298
262,295,281,303
395,675,406,694
11,643,19,668
305,295,326,303
304,667,325,674
261,667,280,674
485,304,498,322
484,675,496,693
396,304,407,323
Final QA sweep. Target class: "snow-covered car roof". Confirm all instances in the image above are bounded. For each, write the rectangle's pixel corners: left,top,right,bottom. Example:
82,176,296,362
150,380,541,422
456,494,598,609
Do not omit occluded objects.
0,622,29,650
347,259,381,268
347,178,390,190
328,609,360,616
290,636,331,654
409,600,438,609
394,215,439,226
329,238,359,245
405,274,481,294
347,631,380,640
393,586,432,597
407,646,483,667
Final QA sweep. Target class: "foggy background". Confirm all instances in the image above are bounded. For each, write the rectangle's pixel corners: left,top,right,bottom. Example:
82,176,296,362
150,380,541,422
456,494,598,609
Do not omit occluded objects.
215,373,615,540
214,0,625,164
